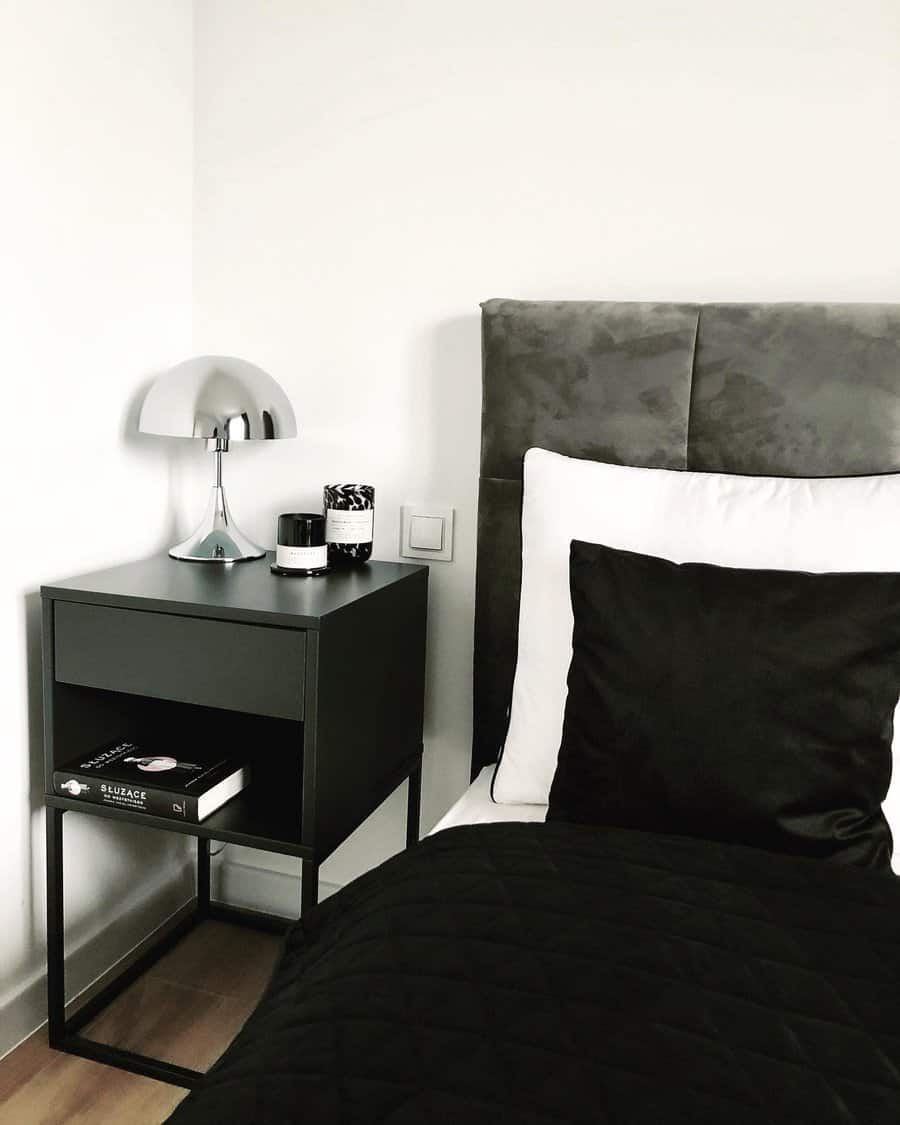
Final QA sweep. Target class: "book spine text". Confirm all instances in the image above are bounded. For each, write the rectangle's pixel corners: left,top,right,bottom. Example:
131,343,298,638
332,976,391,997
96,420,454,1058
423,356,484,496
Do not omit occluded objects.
53,773,199,822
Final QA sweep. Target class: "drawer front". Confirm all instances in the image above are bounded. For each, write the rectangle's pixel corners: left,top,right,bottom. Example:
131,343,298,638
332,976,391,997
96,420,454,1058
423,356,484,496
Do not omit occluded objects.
54,602,305,720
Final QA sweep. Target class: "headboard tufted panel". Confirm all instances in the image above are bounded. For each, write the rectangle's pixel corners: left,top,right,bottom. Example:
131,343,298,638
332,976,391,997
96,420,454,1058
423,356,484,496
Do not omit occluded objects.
689,303,900,475
473,299,900,778
481,300,699,477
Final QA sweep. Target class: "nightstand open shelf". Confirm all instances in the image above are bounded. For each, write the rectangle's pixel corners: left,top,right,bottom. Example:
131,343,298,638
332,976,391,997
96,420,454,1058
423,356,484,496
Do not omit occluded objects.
42,554,428,1087
46,787,312,857
47,684,310,854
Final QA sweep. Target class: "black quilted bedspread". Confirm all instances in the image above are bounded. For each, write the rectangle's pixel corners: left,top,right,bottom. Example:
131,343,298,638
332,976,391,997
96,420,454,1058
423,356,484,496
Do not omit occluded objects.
168,823,900,1124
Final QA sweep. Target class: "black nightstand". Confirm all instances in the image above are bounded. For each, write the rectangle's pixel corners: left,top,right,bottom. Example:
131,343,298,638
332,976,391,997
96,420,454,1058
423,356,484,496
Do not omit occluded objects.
41,553,428,1087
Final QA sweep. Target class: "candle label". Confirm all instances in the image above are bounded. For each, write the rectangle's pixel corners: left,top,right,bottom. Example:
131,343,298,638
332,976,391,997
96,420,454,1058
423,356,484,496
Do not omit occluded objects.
326,508,374,544
276,544,328,570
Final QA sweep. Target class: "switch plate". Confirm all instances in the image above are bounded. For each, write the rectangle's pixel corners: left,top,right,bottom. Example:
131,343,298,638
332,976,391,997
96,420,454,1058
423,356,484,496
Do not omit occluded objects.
409,515,444,551
400,504,454,561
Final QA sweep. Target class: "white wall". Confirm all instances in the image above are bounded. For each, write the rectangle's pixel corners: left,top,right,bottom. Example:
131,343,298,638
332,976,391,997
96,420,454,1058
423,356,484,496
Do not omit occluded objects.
193,0,900,899
0,1,194,1055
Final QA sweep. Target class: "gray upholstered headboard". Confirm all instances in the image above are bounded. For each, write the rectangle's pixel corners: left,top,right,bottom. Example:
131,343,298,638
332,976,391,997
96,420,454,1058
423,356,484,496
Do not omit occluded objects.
472,299,900,778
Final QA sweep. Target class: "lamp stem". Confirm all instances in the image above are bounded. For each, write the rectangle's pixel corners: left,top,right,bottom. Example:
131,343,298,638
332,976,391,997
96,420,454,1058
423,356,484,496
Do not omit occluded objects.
212,436,228,487
167,436,263,561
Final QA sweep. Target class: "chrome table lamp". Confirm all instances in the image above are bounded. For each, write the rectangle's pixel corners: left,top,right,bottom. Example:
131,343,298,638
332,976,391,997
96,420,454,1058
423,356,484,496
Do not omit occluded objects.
139,356,297,562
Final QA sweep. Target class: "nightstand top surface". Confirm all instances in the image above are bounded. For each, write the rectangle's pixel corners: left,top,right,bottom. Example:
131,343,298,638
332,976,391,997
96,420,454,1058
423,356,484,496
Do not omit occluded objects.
41,553,427,628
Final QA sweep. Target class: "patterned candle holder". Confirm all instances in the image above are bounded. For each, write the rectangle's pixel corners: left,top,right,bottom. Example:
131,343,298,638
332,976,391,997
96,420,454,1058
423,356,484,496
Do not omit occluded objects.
324,484,375,565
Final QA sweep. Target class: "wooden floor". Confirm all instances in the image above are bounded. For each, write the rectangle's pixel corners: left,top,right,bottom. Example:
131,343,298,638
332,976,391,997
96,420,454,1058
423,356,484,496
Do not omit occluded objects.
0,921,283,1125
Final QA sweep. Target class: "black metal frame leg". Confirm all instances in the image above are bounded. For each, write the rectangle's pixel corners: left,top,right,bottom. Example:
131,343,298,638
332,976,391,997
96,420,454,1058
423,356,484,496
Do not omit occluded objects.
46,806,65,1047
407,759,422,847
301,858,319,915
44,810,291,1088
197,837,210,918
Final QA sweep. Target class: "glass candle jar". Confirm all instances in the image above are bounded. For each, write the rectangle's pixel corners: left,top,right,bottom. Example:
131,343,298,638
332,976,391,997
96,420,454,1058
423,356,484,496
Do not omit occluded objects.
271,512,329,576
324,484,374,565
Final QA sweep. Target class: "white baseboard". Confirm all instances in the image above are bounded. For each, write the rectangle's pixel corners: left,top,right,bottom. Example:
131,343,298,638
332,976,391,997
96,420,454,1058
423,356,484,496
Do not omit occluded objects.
0,867,194,1063
212,855,342,918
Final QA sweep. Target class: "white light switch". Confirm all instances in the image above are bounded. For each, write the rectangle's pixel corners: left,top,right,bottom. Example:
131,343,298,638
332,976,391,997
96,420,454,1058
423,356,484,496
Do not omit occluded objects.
409,515,444,551
400,504,454,561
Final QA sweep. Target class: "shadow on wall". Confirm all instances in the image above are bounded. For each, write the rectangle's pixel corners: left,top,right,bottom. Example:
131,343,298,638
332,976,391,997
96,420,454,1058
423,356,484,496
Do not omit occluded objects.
124,372,198,553
418,313,482,824
417,314,482,503
5,373,196,1045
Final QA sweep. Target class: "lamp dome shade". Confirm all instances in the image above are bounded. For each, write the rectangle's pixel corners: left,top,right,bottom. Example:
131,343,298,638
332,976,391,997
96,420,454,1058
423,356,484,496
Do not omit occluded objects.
138,355,297,441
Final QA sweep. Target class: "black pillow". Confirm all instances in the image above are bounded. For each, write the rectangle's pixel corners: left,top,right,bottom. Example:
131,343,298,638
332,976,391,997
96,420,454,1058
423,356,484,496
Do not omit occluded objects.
547,540,900,868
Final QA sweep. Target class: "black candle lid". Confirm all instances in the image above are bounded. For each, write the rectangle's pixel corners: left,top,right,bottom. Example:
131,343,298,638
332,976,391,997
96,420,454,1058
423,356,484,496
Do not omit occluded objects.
277,512,326,547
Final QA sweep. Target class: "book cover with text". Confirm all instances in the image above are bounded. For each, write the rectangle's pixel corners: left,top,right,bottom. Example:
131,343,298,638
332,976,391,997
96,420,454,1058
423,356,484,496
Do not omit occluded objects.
53,739,248,822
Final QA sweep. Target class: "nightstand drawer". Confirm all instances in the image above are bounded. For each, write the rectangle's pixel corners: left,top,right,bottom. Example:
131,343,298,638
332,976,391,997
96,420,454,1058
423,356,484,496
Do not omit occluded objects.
54,601,306,720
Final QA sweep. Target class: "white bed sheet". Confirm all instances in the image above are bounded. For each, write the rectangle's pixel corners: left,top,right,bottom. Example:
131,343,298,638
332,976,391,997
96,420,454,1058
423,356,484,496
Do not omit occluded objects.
429,766,547,835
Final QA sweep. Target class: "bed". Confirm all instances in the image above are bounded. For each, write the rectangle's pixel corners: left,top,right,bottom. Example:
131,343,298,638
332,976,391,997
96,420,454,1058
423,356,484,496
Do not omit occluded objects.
169,302,900,1124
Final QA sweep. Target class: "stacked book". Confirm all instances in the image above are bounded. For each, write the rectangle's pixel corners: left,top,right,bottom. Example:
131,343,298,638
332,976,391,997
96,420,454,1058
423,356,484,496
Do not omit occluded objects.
53,740,249,823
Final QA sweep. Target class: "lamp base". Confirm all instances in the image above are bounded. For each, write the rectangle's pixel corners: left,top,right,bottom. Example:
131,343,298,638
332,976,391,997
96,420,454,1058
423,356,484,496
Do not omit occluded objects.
170,484,265,562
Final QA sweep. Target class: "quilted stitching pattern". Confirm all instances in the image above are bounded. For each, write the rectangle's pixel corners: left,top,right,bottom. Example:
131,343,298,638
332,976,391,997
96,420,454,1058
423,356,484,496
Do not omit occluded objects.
168,824,900,1124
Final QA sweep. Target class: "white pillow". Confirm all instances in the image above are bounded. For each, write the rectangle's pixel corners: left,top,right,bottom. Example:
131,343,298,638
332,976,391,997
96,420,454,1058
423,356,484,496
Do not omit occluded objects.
494,449,900,867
